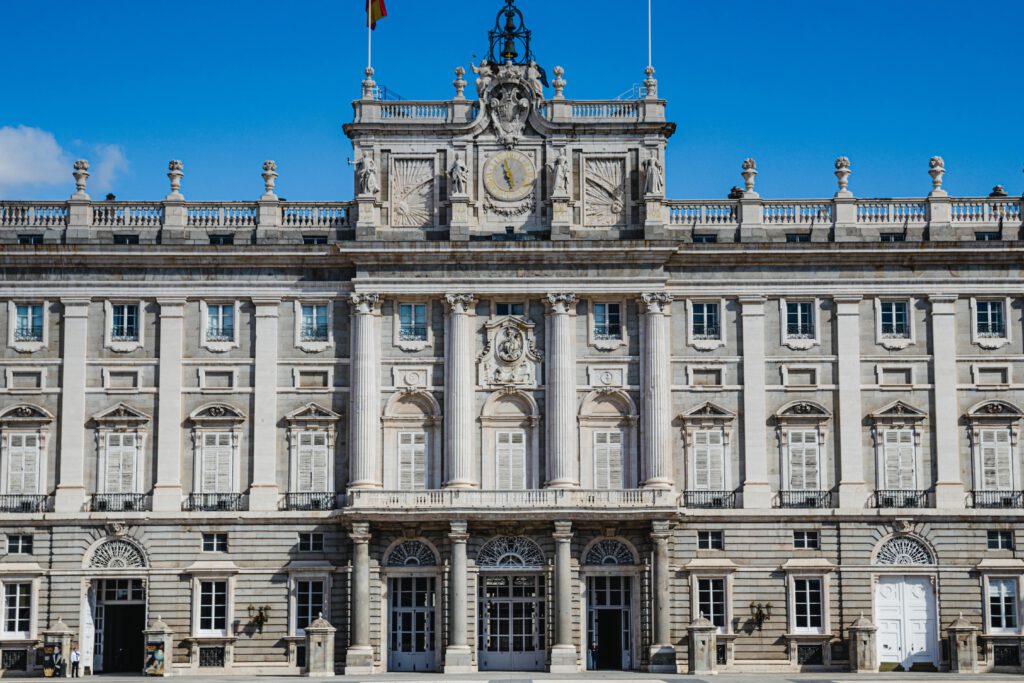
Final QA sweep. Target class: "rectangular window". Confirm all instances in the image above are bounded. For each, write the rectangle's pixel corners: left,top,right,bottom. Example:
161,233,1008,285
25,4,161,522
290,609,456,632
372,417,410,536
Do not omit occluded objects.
113,234,139,245
692,234,717,244
495,430,526,490
298,533,324,553
5,434,39,495
202,533,228,553
593,430,624,489
14,304,43,342
104,433,137,494
977,300,1006,338
6,535,33,555
398,303,428,341
980,428,1013,491
295,579,325,633
206,304,234,342
882,429,916,490
787,430,821,491
692,429,725,491
794,531,820,549
988,578,1019,632
697,578,726,633
793,578,824,632
302,235,328,245
296,431,330,493
397,431,427,491
697,530,724,550
976,232,1001,241
209,234,234,245
691,302,720,340
199,580,228,634
988,530,1015,551
495,302,524,317
111,303,139,341
593,303,622,340
301,304,329,342
786,302,814,338
3,583,31,636
16,234,43,245
880,233,905,242
880,301,910,338
200,432,233,494
786,233,810,243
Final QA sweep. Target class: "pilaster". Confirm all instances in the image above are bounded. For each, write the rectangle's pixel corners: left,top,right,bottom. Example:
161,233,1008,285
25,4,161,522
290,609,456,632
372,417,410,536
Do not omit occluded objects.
345,523,374,675
640,293,674,488
929,294,965,507
249,298,281,510
152,299,185,512
739,296,771,508
550,520,578,672
835,296,869,508
444,295,477,488
444,521,473,672
648,520,677,672
54,298,89,512
545,294,579,488
349,294,382,489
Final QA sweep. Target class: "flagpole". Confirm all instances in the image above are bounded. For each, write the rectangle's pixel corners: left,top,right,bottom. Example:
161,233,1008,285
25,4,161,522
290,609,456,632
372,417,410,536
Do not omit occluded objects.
647,0,652,68
367,3,372,71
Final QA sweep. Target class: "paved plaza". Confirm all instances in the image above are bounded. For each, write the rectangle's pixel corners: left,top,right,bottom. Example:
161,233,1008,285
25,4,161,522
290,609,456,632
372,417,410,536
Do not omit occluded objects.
74,674,1024,682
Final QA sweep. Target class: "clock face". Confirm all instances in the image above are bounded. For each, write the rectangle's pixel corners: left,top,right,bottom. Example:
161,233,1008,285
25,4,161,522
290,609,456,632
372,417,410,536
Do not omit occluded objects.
483,150,537,202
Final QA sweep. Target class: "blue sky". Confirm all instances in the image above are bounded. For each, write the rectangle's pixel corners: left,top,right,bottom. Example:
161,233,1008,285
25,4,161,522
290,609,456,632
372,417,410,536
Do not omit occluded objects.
1,0,1021,201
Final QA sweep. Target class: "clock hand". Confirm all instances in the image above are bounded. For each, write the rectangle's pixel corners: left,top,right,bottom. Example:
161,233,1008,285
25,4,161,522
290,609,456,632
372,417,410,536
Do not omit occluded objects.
502,160,515,189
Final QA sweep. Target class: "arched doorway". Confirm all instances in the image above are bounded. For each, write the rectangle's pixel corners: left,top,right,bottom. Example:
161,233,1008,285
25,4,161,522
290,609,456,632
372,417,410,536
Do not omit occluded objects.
476,536,545,671
384,540,440,672
582,538,638,671
873,536,938,671
81,537,149,674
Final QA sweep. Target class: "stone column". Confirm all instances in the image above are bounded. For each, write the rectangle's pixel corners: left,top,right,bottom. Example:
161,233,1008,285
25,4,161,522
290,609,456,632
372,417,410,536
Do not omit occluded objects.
345,523,373,675
546,294,579,488
947,613,978,673
835,296,869,508
929,295,965,508
250,299,281,510
349,294,381,489
648,520,676,672
54,299,89,512
640,293,674,488
152,299,185,512
550,520,577,672
739,296,771,508
444,295,477,489
304,614,337,677
848,613,877,673
444,521,473,672
687,614,717,674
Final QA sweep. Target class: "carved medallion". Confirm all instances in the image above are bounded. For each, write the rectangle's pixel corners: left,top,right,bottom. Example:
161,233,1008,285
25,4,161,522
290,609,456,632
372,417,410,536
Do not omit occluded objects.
478,317,542,388
487,82,531,148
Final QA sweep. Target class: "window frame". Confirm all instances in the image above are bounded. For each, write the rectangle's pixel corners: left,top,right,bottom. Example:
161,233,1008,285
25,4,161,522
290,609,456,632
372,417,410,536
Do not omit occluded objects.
104,300,145,352
588,300,627,350
987,530,1015,551
298,532,325,553
393,300,433,351
790,575,827,635
983,575,1022,635
695,576,730,635
874,298,916,350
967,401,1023,495
491,300,528,319
687,299,727,350
289,572,331,637
779,298,820,350
200,300,241,353
293,300,334,353
285,404,340,495
201,533,229,553
971,297,1012,349
396,430,429,491
697,530,724,551
494,429,528,491
6,535,33,555
869,401,928,491
0,579,38,640
7,301,48,353
681,403,736,494
793,530,820,550
1,430,46,497
192,576,234,638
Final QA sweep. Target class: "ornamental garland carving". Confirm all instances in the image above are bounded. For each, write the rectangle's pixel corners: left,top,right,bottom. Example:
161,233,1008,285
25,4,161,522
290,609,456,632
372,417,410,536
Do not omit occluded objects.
484,194,535,217
478,317,543,388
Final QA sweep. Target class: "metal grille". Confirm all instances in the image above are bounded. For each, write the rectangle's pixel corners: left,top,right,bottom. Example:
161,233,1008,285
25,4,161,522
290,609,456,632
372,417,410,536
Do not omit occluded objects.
715,643,727,665
797,644,824,665
683,490,737,509
994,644,1020,667
777,490,833,508
199,647,225,668
1,649,27,671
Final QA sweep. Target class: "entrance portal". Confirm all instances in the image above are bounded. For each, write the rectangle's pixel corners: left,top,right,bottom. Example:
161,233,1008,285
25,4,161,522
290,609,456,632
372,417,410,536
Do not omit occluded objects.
874,576,938,670
387,576,436,672
587,575,631,670
91,579,147,673
477,574,545,671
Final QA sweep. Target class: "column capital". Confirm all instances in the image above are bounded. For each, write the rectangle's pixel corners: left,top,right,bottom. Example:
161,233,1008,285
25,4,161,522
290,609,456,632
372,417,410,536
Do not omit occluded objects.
738,295,767,309
349,292,381,314
156,298,187,316
60,298,91,315
650,519,673,541
928,293,958,312
553,520,573,541
833,294,863,306
252,298,281,316
545,293,577,314
350,522,372,544
449,520,469,543
444,293,477,314
640,292,673,313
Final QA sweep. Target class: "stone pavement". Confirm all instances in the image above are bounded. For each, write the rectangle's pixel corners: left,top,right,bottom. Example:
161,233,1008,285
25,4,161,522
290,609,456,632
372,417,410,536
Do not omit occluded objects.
85,674,1021,682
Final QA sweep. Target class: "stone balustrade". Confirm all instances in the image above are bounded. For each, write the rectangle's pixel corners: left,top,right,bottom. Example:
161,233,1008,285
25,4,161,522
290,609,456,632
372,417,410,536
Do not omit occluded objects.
347,488,675,511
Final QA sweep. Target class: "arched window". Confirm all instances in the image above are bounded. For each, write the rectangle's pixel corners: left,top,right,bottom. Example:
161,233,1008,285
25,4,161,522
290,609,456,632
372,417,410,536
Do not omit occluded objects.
382,390,441,490
386,540,438,567
481,391,540,490
579,390,638,489
88,538,148,569
583,539,636,566
875,536,933,566
477,536,544,570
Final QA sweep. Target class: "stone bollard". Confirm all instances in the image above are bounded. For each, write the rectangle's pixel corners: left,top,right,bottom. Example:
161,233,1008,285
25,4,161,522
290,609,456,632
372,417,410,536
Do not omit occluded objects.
947,612,978,673
304,613,337,677
42,618,75,678
849,613,877,673
687,613,717,674
142,615,174,676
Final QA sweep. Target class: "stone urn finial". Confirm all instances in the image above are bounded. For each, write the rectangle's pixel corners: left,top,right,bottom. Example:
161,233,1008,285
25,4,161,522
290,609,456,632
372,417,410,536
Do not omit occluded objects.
261,160,278,198
453,66,467,100
834,156,851,195
741,158,758,193
928,155,945,192
361,66,376,100
644,65,658,99
166,160,184,199
552,66,566,100
72,159,90,199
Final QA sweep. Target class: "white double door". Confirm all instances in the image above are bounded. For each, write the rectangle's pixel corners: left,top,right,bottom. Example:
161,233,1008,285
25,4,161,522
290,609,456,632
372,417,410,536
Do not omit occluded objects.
874,576,938,670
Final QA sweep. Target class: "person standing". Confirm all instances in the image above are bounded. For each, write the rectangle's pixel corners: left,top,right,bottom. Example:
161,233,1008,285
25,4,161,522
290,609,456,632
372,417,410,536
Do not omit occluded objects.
70,647,80,678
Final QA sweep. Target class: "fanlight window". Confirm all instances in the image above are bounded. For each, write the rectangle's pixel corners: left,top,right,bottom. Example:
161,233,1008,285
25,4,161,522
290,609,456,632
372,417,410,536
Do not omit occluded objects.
477,536,544,570
875,536,933,566
386,540,437,567
584,539,635,566
89,539,147,569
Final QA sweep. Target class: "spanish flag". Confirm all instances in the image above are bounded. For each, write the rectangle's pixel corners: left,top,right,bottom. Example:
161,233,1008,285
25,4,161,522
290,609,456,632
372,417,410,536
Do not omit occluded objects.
367,0,387,30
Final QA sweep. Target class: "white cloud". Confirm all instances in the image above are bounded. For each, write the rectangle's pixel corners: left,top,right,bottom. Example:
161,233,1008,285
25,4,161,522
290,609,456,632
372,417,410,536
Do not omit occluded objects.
0,125,128,194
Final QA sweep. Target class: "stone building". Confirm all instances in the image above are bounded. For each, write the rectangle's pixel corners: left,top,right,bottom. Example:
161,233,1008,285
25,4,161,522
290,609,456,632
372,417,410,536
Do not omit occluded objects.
0,0,1022,676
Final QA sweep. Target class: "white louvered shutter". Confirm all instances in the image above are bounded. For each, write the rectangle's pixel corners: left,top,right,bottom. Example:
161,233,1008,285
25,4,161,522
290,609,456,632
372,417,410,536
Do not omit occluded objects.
7,434,39,495
693,429,725,491
201,432,233,493
496,431,526,490
593,430,624,489
883,429,916,489
297,432,330,492
398,432,427,491
788,429,820,491
104,433,137,494
981,429,1013,491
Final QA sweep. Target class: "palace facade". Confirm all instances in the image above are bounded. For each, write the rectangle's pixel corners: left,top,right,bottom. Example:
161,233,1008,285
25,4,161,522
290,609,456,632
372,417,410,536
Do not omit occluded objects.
0,1,1022,676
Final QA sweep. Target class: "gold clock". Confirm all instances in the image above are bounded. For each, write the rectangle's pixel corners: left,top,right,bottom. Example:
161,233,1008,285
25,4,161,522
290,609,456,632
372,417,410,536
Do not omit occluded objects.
482,150,537,202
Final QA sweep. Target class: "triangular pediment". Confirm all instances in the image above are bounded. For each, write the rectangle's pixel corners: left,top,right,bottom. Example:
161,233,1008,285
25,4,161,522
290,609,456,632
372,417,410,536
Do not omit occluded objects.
285,402,342,423
92,402,151,424
681,402,735,421
870,400,927,422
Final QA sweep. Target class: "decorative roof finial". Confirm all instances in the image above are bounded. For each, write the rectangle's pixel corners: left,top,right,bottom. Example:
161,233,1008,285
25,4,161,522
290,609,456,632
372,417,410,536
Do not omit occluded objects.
488,0,533,66
928,156,946,196
71,159,90,199
834,156,851,196
166,160,184,200
741,158,758,195
261,160,278,199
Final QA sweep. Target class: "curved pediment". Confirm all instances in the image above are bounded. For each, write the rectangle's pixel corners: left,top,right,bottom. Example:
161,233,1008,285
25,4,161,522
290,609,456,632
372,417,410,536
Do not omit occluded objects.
775,400,831,425
189,403,246,426
0,403,53,426
967,400,1024,423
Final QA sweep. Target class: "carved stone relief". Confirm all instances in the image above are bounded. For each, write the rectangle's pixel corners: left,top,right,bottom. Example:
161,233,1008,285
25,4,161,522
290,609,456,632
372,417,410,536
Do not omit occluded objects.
477,317,543,388
584,158,627,226
390,158,434,227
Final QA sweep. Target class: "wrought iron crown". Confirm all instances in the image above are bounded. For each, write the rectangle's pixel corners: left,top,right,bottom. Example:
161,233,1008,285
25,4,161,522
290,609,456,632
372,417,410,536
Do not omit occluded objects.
488,0,534,65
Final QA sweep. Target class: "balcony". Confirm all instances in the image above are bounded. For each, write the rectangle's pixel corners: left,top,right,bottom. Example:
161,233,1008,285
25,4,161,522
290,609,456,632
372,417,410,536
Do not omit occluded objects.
184,493,245,512
785,323,814,339
0,495,48,513
971,490,1024,509
683,490,737,509
89,493,149,512
874,489,930,508
300,324,329,342
777,490,833,509
282,491,338,511
347,488,675,511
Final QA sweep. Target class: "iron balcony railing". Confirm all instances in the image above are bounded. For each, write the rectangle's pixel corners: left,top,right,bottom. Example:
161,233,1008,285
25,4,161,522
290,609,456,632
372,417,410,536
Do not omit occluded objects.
692,326,721,340
282,491,337,511
874,489,930,508
683,490,738,509
786,323,814,338
777,490,833,509
300,324,329,341
971,490,1024,509
89,493,149,512
13,326,43,342
398,325,429,341
880,324,910,338
0,495,48,513
184,493,245,512
593,325,622,340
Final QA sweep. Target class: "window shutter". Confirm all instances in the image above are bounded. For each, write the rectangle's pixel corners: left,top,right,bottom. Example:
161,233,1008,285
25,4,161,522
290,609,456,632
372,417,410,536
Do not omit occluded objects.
104,433,137,494
201,432,233,493
496,431,526,490
981,429,1013,491
594,431,623,489
706,429,724,490
788,430,819,490
606,431,623,489
883,429,916,489
398,432,426,491
7,434,39,495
